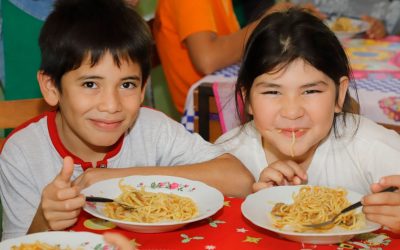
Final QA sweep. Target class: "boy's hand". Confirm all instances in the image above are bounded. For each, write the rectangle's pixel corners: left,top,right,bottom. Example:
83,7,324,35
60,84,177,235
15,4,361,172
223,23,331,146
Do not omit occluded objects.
363,175,400,233
361,15,386,39
104,233,137,250
40,156,85,230
252,160,307,192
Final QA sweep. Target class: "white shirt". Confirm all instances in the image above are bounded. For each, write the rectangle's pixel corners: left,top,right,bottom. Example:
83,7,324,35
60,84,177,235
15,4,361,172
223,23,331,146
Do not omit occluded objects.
217,114,400,195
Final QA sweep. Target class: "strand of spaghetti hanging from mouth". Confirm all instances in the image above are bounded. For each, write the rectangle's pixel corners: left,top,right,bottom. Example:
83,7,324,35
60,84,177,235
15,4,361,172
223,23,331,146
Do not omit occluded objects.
290,131,295,157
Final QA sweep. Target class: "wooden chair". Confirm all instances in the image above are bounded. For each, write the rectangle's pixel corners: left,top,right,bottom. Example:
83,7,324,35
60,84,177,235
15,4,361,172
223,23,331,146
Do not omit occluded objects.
0,98,53,150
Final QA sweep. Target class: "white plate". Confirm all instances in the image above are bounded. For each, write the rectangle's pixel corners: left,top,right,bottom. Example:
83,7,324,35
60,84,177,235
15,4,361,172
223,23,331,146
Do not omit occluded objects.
326,17,369,40
241,185,381,244
0,231,108,249
82,175,224,233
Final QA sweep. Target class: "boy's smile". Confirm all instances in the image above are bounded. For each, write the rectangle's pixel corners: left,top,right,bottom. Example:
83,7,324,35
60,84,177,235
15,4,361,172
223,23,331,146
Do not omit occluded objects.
48,52,145,160
248,58,348,163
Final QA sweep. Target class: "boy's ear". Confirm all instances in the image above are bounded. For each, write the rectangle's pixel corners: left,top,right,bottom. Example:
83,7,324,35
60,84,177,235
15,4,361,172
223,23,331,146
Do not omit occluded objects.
140,78,148,104
335,76,349,113
37,70,60,106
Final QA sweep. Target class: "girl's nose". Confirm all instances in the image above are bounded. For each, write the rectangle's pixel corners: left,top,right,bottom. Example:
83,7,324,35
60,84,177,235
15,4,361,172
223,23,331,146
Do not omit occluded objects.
98,90,122,113
280,96,305,120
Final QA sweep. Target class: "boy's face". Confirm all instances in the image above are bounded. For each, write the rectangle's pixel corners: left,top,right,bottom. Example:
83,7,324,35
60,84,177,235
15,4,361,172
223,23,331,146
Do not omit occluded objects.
54,52,145,151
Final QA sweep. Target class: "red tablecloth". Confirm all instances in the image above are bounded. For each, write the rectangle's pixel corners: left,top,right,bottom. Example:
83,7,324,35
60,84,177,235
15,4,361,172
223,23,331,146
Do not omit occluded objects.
69,197,400,250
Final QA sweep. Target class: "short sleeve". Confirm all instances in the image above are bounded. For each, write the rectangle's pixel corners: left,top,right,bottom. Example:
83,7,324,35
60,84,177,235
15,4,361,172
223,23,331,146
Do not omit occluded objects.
171,0,218,41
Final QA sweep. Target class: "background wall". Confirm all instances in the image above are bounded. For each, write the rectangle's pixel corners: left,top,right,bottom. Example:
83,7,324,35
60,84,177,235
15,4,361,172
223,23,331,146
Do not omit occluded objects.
1,0,180,120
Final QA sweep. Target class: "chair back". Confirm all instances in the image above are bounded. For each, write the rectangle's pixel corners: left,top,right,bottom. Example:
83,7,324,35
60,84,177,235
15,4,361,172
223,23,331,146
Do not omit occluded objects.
0,98,53,150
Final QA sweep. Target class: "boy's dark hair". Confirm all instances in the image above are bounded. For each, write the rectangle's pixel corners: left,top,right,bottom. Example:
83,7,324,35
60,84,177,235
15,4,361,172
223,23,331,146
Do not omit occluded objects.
236,7,358,136
39,0,152,90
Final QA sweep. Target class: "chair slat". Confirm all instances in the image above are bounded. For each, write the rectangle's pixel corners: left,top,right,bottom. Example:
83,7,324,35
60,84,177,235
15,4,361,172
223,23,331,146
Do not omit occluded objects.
0,98,53,129
0,98,54,150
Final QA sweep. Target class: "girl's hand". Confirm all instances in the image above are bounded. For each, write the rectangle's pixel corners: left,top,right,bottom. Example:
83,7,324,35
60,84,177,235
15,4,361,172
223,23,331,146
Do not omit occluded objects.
253,160,307,192
361,15,386,39
40,156,85,230
363,175,400,233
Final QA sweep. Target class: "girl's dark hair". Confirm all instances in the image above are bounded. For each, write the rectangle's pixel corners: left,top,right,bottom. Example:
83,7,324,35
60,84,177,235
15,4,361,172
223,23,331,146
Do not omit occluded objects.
236,7,358,136
39,0,152,90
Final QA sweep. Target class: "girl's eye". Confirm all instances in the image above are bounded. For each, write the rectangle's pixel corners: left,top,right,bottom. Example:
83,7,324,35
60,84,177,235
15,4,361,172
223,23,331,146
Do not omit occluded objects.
121,81,138,89
303,89,322,94
262,91,280,95
83,81,97,88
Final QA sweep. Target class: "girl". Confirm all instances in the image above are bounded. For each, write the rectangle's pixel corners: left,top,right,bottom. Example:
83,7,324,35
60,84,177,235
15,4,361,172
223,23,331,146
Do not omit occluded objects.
217,8,400,233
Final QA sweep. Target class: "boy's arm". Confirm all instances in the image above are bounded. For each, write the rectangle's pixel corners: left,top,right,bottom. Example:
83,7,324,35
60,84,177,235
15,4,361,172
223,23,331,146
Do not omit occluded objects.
73,153,254,198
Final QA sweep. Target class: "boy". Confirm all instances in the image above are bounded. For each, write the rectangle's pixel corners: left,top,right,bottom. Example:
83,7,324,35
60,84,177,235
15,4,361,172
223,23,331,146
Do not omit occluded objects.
0,0,253,239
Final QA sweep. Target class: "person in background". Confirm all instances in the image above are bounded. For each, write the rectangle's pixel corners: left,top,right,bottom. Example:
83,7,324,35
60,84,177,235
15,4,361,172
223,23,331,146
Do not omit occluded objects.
0,0,254,239
292,0,400,39
217,8,400,233
153,0,293,114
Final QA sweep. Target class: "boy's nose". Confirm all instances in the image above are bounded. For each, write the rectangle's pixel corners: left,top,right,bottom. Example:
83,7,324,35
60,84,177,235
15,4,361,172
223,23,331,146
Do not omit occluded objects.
280,97,305,120
98,90,122,113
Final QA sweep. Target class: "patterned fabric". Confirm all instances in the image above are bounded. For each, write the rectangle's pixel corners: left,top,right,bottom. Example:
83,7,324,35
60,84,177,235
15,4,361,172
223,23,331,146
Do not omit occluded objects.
181,64,239,132
70,197,400,250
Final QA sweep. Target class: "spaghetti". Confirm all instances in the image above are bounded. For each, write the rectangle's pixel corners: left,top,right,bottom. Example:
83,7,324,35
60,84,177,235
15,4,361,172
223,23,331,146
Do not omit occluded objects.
104,181,198,223
290,131,295,157
270,186,365,232
11,241,75,250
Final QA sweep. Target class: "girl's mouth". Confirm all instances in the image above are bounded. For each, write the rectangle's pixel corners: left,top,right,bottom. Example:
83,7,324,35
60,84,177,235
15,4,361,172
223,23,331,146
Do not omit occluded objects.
276,129,305,157
277,128,306,138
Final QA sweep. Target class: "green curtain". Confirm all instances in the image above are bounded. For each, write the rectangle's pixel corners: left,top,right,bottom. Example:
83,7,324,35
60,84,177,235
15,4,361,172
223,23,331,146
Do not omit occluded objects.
3,0,43,100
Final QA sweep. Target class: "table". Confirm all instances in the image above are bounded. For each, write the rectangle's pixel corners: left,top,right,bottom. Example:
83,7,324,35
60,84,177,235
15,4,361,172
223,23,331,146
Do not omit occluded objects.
69,197,400,250
182,37,400,141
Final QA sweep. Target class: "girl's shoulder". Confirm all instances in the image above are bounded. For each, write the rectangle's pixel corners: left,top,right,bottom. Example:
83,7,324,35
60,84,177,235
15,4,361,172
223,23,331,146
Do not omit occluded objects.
340,114,400,145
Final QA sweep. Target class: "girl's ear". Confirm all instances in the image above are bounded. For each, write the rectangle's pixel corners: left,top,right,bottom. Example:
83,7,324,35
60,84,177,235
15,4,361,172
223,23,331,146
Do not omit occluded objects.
241,87,253,115
37,71,60,106
335,76,349,113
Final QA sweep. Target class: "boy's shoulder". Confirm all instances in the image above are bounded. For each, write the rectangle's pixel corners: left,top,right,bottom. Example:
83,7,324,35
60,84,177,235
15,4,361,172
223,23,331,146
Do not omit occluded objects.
1,111,52,153
137,107,178,124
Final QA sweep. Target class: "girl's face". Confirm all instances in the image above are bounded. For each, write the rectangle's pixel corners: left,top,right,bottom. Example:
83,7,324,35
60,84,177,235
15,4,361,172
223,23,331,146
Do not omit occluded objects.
248,59,348,162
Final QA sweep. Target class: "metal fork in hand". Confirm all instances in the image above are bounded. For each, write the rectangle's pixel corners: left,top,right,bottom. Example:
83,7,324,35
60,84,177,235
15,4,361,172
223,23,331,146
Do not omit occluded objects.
85,196,136,210
304,186,398,229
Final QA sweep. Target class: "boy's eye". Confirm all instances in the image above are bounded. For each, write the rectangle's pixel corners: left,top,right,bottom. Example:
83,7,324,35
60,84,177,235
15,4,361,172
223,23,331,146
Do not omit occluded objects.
121,81,138,89
83,81,97,88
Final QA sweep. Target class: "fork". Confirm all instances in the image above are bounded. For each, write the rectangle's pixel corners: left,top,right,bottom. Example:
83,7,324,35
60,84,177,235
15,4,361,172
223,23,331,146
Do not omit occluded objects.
304,186,398,228
85,196,137,210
